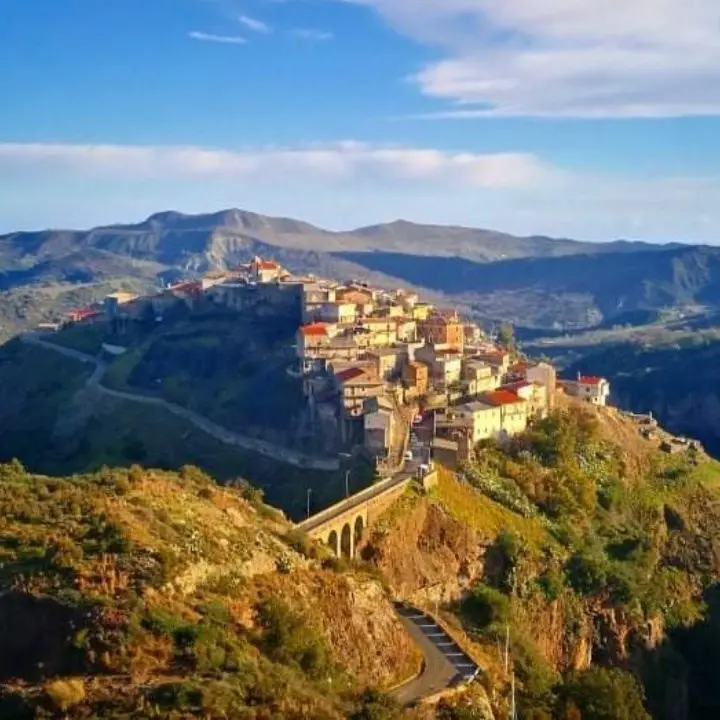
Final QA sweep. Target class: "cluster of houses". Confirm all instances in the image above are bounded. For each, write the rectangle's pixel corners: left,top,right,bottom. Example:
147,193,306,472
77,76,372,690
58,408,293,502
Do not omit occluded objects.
56,256,611,462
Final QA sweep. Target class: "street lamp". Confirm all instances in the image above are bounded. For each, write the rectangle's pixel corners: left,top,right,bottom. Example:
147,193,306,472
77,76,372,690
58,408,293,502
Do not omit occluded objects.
339,452,352,498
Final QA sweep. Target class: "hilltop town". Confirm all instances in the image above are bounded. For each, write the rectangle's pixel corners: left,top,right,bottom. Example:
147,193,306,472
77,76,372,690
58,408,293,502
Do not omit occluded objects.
44,256,612,475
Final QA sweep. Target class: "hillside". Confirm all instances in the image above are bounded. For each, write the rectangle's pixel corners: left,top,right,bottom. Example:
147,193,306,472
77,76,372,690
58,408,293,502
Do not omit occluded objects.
364,400,720,719
0,462,422,718
0,208,699,339
3,399,720,717
563,338,720,458
340,244,720,329
0,336,359,521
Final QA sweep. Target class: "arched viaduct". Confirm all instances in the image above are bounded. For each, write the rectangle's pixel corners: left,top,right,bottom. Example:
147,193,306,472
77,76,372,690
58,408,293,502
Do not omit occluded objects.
296,469,437,558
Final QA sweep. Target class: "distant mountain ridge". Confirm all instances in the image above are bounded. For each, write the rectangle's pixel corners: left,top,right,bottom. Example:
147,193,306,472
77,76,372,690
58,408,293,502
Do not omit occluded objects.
0,207,715,336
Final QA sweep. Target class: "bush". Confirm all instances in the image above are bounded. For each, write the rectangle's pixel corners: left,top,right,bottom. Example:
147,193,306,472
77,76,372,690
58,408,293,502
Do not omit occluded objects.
537,567,564,602
462,584,510,630
44,679,86,712
255,598,334,681
350,688,401,719
565,550,608,597
285,529,321,559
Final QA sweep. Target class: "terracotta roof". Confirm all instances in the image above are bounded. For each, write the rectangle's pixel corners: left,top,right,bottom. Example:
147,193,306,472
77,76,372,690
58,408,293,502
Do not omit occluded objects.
251,257,279,270
578,375,605,386
335,367,367,383
300,323,330,337
482,389,526,407
70,308,101,321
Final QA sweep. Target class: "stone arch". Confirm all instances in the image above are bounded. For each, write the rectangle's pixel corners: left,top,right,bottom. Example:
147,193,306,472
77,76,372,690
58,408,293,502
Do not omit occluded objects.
353,515,364,549
340,523,353,558
327,530,339,556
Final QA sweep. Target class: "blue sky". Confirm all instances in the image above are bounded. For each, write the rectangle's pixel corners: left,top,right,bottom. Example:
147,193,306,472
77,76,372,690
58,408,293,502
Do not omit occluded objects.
2,0,720,242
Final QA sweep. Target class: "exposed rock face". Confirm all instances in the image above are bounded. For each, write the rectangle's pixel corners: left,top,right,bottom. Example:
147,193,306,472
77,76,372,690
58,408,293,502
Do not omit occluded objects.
250,571,421,688
367,502,487,604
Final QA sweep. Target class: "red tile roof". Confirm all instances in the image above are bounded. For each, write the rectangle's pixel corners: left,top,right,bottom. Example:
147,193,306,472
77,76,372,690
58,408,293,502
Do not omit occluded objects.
483,389,526,406
578,375,604,385
69,307,100,320
335,367,367,383
251,257,279,270
300,322,330,337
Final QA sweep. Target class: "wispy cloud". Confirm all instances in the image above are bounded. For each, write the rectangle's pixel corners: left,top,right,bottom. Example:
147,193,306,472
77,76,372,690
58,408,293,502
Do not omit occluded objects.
0,141,551,188
289,28,334,41
188,30,246,44
337,0,720,118
238,14,271,34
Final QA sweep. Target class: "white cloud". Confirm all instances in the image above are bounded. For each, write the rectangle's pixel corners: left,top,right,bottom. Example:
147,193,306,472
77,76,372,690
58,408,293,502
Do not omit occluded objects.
0,141,550,188
188,30,246,44
336,0,720,118
289,28,334,41
238,14,271,33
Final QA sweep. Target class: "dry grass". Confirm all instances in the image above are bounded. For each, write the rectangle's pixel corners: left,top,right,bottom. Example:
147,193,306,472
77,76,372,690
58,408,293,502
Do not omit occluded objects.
44,678,86,711
432,467,550,550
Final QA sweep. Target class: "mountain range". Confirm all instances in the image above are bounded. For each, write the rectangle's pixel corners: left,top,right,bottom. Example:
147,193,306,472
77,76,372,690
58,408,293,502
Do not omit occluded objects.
1,208,718,338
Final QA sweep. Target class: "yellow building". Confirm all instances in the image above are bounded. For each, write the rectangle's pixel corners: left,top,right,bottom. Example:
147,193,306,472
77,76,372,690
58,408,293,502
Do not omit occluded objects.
481,390,529,437
359,318,398,347
463,360,501,396
456,401,503,444
412,303,434,321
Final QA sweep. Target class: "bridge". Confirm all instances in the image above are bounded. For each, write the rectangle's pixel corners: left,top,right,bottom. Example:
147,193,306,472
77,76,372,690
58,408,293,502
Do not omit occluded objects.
297,461,437,558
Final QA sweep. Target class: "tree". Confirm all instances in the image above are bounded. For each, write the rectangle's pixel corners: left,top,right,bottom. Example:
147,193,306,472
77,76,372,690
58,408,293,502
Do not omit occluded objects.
556,667,651,720
497,323,516,352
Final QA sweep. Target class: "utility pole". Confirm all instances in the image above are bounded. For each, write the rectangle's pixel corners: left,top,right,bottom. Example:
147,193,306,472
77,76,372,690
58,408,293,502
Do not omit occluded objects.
504,624,510,673
306,488,312,519
510,672,516,720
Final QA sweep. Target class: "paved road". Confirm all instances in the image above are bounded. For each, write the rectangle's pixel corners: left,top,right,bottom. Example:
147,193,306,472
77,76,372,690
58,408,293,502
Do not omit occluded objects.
21,333,340,471
391,604,479,706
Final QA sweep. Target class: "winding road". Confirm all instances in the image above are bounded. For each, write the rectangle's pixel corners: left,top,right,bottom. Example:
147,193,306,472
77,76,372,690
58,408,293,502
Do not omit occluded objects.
21,333,339,471
391,604,480,705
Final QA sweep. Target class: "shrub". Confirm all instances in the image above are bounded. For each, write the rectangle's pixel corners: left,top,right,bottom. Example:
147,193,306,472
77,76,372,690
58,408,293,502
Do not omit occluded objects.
44,679,86,712
255,598,334,680
285,529,320,559
349,688,402,719
462,584,510,630
143,607,189,637
537,567,564,602
565,550,608,597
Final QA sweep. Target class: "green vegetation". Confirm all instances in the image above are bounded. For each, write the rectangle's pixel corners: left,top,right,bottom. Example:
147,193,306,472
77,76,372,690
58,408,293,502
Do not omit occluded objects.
441,406,720,718
556,667,651,720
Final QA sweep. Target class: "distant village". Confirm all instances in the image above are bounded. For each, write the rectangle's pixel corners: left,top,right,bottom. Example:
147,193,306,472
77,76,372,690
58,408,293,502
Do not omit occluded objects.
46,256,611,465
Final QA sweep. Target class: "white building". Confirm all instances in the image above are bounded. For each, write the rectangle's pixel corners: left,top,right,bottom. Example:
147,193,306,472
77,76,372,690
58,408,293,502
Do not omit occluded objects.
562,374,611,406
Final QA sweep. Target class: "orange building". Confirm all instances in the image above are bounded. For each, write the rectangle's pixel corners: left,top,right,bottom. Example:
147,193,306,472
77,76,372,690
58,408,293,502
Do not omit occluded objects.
419,310,464,351
403,360,429,395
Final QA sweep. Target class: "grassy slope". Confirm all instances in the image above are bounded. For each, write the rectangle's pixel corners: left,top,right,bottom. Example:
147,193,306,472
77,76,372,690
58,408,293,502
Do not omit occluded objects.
0,463,419,718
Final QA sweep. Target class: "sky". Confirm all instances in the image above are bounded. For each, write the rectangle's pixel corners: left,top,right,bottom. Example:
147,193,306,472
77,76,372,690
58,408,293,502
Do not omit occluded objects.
2,0,720,243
